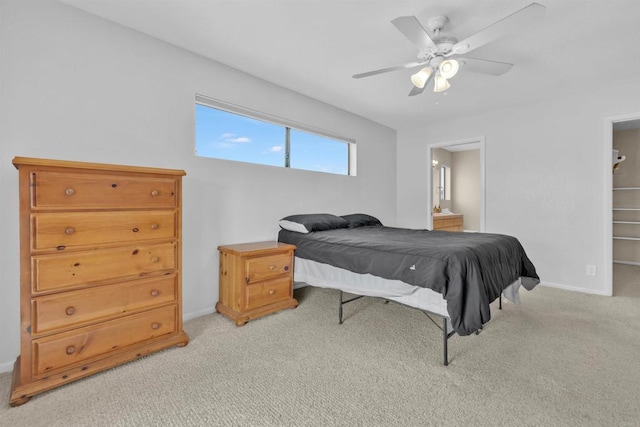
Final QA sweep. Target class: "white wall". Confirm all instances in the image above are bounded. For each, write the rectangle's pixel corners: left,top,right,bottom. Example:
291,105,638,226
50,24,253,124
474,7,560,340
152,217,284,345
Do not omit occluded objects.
0,0,397,370
398,79,640,296
451,149,481,231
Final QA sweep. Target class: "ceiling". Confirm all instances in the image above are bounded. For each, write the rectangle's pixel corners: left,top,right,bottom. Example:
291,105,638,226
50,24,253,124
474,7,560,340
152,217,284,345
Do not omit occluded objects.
58,0,640,130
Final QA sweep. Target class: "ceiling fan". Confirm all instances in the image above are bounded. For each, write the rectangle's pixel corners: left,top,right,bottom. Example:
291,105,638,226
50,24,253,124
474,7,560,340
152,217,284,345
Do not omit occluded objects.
353,3,546,96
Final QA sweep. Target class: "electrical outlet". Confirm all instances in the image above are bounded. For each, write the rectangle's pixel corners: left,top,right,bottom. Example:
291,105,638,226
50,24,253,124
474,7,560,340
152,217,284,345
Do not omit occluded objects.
586,265,597,277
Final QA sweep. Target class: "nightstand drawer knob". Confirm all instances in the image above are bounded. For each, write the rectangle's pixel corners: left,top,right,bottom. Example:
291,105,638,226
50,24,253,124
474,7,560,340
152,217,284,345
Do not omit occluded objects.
151,322,160,330
66,346,76,355
269,265,276,271
65,227,75,235
150,223,159,230
64,188,75,196
150,290,160,297
150,256,159,263
65,306,75,316
269,290,275,295
151,190,159,196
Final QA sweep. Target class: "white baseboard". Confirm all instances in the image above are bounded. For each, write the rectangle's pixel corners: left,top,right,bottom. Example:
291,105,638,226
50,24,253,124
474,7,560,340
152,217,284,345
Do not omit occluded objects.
183,306,217,322
540,281,611,296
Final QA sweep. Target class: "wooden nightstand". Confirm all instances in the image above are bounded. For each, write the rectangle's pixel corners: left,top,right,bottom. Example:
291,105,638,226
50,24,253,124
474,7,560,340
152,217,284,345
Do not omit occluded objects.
216,241,298,326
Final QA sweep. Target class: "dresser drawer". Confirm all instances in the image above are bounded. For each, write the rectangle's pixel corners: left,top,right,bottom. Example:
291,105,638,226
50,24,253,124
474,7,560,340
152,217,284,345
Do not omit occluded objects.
32,243,177,293
32,274,177,334
31,211,176,251
30,171,178,209
32,305,177,377
245,278,291,310
245,253,292,283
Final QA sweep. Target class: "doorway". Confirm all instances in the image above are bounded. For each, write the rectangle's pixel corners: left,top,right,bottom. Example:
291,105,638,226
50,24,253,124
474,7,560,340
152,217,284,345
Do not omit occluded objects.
427,137,485,232
607,117,640,297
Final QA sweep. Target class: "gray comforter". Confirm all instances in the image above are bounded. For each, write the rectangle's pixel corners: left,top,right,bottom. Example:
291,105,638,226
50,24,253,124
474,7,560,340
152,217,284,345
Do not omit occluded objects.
278,226,539,336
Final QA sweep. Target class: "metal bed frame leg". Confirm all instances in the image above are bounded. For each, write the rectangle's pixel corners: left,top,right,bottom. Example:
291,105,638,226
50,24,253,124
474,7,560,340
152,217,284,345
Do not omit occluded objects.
443,317,449,366
338,290,365,325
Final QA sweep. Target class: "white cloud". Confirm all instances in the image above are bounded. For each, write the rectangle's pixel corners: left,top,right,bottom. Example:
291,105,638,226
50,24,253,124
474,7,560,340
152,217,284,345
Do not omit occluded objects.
228,137,251,143
218,132,251,144
268,145,284,153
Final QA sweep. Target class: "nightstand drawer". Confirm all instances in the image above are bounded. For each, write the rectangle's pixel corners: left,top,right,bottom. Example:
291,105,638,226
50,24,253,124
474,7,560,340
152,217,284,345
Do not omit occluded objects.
245,253,292,283
246,278,291,310
32,274,177,334
30,171,178,209
32,305,177,377
31,211,176,251
32,242,177,293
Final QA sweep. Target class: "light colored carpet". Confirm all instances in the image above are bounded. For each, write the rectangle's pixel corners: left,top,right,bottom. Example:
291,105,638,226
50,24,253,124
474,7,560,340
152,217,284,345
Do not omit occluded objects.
1,273,639,426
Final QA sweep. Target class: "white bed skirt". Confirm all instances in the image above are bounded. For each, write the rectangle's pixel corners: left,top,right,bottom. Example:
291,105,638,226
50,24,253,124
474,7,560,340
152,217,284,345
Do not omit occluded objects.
293,257,523,319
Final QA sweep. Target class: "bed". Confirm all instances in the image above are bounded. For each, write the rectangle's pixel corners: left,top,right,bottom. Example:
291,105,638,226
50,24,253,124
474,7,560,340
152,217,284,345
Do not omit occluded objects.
277,213,540,365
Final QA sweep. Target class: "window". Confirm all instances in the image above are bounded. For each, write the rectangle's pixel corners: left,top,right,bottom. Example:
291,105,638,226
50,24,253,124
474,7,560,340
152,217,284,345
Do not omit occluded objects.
195,96,353,176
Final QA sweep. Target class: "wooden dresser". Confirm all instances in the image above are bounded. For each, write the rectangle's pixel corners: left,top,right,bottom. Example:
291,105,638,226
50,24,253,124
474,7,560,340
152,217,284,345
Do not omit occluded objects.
216,242,298,326
433,213,464,232
10,157,189,406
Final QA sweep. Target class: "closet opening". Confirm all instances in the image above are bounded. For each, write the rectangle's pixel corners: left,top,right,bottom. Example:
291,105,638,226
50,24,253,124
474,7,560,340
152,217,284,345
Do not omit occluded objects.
609,118,640,297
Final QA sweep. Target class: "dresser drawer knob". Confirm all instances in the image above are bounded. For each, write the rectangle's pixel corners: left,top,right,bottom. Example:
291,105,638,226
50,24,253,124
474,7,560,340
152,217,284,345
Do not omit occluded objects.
269,290,275,295
64,227,75,236
151,190,159,197
64,188,75,196
150,223,159,230
150,256,159,263
151,322,160,330
66,346,76,355
150,290,160,297
269,265,276,271
65,306,75,316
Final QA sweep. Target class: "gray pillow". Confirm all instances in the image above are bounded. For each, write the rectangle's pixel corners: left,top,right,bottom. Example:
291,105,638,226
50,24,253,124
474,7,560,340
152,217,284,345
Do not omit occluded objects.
340,213,383,228
279,213,349,233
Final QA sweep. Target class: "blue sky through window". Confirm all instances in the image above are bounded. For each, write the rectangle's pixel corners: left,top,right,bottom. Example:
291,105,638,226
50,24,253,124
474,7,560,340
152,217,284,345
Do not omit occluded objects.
195,104,349,175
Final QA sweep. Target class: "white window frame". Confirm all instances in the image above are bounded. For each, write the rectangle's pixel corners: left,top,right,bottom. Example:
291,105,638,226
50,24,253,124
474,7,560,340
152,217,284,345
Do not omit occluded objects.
195,94,356,176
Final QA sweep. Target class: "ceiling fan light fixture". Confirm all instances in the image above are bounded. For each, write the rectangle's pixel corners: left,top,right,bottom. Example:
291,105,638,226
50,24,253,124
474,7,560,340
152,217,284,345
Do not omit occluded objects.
439,59,459,79
433,75,450,92
410,67,432,88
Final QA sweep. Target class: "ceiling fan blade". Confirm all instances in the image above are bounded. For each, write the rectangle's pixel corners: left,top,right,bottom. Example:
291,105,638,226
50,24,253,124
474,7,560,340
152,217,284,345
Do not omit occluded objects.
391,16,438,52
352,61,426,79
408,73,434,96
452,3,546,55
458,57,513,75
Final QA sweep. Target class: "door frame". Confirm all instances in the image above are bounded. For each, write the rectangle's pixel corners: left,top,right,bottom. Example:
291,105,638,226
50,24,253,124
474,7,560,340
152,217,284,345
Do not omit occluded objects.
427,136,485,231
604,113,640,296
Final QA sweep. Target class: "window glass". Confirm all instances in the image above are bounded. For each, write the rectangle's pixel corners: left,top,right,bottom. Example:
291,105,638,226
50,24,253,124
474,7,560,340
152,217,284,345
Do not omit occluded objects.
195,102,352,175
289,129,349,175
195,104,285,167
